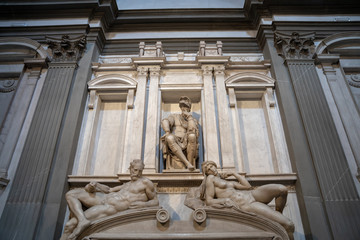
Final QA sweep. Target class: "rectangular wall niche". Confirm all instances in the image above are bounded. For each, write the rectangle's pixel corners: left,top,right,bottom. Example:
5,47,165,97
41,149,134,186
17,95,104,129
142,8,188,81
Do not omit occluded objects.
160,90,204,171
237,95,273,173
74,92,128,176
232,90,291,174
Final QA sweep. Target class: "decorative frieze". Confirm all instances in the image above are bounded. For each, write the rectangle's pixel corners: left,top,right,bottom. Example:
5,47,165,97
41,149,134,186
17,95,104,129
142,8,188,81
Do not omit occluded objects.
274,32,315,60
47,35,86,62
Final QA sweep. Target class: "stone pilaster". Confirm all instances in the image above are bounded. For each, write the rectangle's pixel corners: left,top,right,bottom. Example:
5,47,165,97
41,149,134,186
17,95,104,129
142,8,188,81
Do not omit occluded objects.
0,35,86,240
0,58,47,190
143,66,161,173
317,54,360,182
123,66,148,170
213,65,235,170
202,65,220,166
275,31,360,239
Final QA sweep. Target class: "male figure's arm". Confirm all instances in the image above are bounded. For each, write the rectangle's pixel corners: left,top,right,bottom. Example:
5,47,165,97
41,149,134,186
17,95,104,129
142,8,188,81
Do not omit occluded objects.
129,179,159,209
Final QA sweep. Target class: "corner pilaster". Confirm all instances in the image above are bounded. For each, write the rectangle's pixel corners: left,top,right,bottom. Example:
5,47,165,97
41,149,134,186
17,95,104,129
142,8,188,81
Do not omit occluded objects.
0,35,87,239
275,31,360,239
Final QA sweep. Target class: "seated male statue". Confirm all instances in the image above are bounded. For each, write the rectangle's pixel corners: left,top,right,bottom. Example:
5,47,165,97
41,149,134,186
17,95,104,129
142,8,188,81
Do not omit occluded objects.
199,161,295,238
161,96,199,171
60,159,159,240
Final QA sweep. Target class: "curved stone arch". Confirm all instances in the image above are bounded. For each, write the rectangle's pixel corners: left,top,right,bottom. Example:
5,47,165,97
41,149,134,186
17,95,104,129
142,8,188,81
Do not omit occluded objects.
316,31,360,55
88,74,137,90
225,72,275,88
0,37,49,59
77,207,289,240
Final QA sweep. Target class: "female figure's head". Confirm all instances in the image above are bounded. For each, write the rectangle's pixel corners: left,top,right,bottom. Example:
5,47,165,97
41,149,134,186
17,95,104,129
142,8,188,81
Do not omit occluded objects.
202,161,218,176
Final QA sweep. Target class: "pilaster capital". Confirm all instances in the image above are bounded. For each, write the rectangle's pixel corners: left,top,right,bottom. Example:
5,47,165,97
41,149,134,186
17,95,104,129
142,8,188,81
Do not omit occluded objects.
137,66,148,77
274,32,315,60
47,35,86,63
149,65,161,76
201,65,213,76
214,65,226,76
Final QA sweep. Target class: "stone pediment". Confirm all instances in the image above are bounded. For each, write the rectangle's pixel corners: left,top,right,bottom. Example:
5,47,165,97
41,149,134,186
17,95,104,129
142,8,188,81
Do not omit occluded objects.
76,207,289,240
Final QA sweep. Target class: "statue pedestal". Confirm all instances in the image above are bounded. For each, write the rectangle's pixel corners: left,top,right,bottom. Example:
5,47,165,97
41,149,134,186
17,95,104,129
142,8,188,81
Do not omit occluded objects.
162,169,200,173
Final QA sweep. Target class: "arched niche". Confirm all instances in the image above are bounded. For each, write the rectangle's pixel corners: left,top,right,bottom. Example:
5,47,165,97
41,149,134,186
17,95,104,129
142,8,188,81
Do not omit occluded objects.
73,74,137,176
316,31,360,55
315,32,360,184
225,72,291,175
0,37,49,185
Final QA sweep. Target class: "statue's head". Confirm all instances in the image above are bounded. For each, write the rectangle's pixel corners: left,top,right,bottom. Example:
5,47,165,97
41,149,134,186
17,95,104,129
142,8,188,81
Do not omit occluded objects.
179,96,192,110
201,161,218,176
129,159,145,181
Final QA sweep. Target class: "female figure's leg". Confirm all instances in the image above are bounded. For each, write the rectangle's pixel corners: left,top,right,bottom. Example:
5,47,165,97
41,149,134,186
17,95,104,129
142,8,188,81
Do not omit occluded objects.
247,201,294,238
251,184,288,213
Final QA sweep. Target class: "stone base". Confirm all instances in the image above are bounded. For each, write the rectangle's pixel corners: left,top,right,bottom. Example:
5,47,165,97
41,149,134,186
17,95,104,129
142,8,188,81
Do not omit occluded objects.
162,169,200,174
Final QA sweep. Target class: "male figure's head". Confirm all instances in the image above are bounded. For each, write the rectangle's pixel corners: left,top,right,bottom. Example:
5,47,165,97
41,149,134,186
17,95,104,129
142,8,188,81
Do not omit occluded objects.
202,161,218,176
129,159,145,181
179,96,192,114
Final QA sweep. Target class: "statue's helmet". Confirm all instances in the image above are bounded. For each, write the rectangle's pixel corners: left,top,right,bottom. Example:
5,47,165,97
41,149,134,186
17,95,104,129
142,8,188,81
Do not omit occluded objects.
179,96,192,109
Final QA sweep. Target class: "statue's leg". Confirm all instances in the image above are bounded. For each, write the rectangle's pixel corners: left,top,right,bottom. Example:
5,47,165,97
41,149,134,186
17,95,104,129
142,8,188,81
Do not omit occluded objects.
247,202,294,238
65,189,90,224
251,184,288,213
186,133,197,167
60,217,77,240
68,204,117,239
165,134,195,170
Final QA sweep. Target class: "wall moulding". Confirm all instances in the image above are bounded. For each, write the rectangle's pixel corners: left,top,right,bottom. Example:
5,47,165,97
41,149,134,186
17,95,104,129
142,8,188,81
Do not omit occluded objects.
67,173,297,189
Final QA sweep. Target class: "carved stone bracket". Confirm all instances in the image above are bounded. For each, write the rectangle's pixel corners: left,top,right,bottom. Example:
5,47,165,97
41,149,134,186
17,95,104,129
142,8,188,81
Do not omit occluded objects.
274,32,315,60
47,35,86,62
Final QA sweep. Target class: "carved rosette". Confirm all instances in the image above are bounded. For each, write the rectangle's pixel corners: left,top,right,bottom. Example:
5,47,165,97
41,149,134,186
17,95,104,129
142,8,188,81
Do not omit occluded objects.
0,79,17,93
274,32,315,60
46,35,86,62
348,74,360,88
193,208,207,223
156,209,170,223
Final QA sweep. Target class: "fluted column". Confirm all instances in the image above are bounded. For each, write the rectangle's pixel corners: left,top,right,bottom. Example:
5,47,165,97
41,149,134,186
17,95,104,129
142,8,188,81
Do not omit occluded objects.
143,66,161,173
202,65,220,166
0,35,86,240
275,32,360,239
214,65,235,170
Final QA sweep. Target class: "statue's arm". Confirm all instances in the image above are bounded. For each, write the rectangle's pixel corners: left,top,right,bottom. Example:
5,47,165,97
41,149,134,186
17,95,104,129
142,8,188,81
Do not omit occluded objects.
161,115,175,134
144,180,159,207
109,184,124,193
230,172,251,190
129,179,159,209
